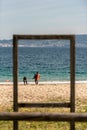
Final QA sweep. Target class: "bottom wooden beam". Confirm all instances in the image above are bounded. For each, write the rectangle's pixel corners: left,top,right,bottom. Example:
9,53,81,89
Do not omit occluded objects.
18,102,70,108
0,112,87,122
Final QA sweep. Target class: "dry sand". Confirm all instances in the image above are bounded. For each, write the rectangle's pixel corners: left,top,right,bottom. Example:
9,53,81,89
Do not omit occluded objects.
0,83,87,110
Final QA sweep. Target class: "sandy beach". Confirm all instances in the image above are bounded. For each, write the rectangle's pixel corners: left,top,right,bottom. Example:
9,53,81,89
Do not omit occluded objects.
0,83,87,111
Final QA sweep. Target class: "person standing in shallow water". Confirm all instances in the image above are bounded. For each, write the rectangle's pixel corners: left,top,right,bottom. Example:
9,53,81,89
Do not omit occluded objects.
23,76,27,85
33,72,40,85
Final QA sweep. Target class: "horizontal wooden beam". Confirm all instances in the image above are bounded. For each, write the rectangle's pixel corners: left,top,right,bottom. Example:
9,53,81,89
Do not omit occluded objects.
0,112,87,122
13,34,75,40
18,102,70,108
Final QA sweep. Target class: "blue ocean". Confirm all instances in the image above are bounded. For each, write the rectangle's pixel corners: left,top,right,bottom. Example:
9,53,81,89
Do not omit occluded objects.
0,35,87,83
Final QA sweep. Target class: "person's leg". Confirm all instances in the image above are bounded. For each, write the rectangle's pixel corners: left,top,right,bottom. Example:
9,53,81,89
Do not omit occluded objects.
35,79,38,84
26,80,27,85
24,81,25,85
35,79,36,84
36,80,38,84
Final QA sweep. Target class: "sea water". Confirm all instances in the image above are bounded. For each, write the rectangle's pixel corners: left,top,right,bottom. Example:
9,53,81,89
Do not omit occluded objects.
0,35,87,83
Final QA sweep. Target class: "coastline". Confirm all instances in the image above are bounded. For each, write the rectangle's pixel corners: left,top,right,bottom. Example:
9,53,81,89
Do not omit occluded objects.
0,80,87,85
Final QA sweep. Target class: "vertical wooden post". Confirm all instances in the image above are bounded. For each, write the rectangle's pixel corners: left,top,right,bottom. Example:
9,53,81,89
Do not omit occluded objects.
13,35,18,130
70,36,75,130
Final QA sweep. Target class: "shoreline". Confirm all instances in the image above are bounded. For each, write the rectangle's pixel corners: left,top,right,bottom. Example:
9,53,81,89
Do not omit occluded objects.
0,80,87,85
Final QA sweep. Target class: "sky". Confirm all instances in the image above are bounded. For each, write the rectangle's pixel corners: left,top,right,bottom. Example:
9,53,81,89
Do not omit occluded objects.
0,0,87,39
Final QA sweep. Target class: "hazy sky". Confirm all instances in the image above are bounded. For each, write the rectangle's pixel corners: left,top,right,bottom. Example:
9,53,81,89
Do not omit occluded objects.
0,0,87,39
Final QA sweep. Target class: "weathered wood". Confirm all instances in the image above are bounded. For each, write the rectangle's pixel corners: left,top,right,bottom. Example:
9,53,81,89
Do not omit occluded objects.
70,36,75,130
13,35,18,130
13,34,75,130
13,34,75,40
13,35,18,112
70,37,75,113
0,112,87,122
18,102,70,108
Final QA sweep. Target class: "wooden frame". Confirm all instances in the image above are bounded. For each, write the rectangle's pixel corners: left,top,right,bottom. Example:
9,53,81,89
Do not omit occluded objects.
1,112,87,122
13,34,75,130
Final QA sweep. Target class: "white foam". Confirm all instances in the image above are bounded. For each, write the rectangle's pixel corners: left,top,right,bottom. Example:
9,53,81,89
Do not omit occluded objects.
0,81,87,85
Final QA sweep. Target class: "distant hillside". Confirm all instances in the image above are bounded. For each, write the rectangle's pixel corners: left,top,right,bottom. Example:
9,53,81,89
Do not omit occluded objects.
0,35,87,48
0,39,12,44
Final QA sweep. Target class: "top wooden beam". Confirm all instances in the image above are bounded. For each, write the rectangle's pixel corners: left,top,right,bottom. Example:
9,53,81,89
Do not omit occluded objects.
13,34,75,40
